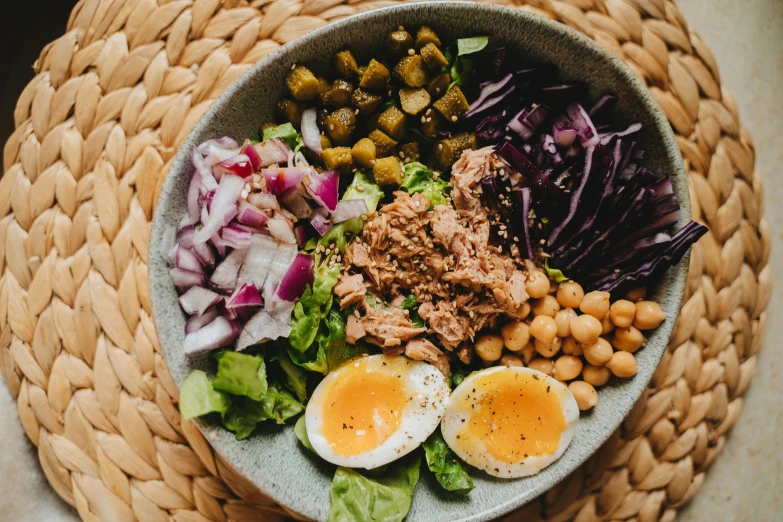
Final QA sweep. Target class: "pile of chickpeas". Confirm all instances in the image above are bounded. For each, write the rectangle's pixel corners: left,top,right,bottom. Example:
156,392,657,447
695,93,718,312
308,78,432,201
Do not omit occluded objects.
474,270,666,411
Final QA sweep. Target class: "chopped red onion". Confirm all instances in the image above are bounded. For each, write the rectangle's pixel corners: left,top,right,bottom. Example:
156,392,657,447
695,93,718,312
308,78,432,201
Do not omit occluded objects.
184,316,240,355
217,154,253,179
209,247,248,293
263,168,310,196
281,188,313,219
162,227,177,264
237,234,298,290
236,300,295,351
198,138,240,166
178,286,222,316
294,226,308,248
237,201,268,228
332,199,368,224
193,174,244,244
254,138,290,167
248,192,280,210
267,216,297,244
276,253,314,302
221,224,253,249
240,140,261,171
227,283,263,309
191,146,218,191
306,169,339,211
170,267,205,290
301,108,322,155
176,246,204,275
192,242,215,267
183,174,201,226
185,309,219,334
310,209,332,236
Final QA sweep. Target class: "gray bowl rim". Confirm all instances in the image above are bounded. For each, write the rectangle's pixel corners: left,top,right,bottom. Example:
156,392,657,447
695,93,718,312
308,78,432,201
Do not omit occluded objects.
150,3,690,521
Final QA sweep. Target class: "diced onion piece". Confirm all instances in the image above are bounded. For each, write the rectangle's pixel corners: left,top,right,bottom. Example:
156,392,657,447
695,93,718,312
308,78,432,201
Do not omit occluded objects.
185,309,219,334
254,138,290,167
276,253,314,302
237,201,269,228
209,247,248,293
227,283,263,309
170,268,205,290
301,108,322,155
332,199,368,224
176,246,204,275
306,169,339,211
221,224,253,249
263,168,310,196
217,154,253,178
191,146,218,191
237,234,298,290
267,216,297,244
281,188,313,219
178,286,222,316
310,209,332,236
193,173,244,244
248,192,280,210
183,316,240,355
240,140,261,171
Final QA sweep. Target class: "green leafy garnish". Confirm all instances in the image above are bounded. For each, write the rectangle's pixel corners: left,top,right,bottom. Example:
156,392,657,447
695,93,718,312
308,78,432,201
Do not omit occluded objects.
328,451,421,522
449,366,470,389
342,171,385,214
294,415,313,451
422,431,474,494
222,385,304,440
289,307,362,373
400,294,418,311
401,162,450,208
179,371,229,420
212,351,268,401
278,355,309,402
457,36,489,56
262,122,304,152
544,258,569,283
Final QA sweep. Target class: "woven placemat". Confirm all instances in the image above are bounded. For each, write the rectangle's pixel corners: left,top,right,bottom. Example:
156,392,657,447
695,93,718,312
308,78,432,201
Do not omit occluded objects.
0,0,769,520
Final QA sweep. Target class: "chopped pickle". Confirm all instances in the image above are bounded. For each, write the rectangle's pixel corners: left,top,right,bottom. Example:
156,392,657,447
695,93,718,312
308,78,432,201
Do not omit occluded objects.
373,156,403,186
320,135,332,150
399,87,430,115
367,113,381,133
351,138,377,169
428,73,451,97
415,26,441,49
394,55,429,88
277,99,305,127
316,107,330,128
322,147,353,174
435,132,477,168
360,59,391,90
420,43,449,71
334,50,358,79
399,142,420,163
387,30,414,56
326,79,354,107
352,88,383,116
317,77,331,105
357,65,368,79
368,129,399,156
421,110,444,138
325,108,356,145
377,106,407,140
433,86,470,121
286,65,320,101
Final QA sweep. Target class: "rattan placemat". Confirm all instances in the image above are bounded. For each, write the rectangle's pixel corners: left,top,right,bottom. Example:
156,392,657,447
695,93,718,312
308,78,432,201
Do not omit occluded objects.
0,0,769,520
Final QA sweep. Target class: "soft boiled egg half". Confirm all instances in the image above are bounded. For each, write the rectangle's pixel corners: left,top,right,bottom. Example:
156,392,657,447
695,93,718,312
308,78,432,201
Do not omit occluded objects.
305,354,450,469
441,366,579,478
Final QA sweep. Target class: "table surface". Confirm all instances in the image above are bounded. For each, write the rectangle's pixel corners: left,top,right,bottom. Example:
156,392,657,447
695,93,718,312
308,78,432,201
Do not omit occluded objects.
1,0,781,521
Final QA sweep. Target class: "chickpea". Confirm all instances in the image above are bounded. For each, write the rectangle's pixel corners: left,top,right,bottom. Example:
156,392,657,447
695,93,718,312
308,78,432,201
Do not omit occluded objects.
532,295,560,317
554,308,577,338
612,326,646,353
583,337,613,365
516,302,531,319
634,301,666,330
556,280,584,309
527,358,553,375
569,315,602,344
530,315,557,343
579,291,610,319
606,351,638,377
475,334,504,362
520,342,536,364
534,337,562,358
501,354,524,367
625,287,647,302
582,364,611,386
569,381,598,410
501,321,530,352
601,313,615,335
561,336,583,356
553,355,583,382
526,270,550,299
609,299,636,328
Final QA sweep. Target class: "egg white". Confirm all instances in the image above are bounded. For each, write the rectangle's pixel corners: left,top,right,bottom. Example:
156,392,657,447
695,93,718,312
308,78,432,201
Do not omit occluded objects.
306,354,450,469
441,366,579,478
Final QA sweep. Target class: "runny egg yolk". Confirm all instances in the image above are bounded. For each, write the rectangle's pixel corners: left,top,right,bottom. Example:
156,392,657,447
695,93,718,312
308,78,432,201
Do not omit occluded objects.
461,371,566,463
319,364,409,457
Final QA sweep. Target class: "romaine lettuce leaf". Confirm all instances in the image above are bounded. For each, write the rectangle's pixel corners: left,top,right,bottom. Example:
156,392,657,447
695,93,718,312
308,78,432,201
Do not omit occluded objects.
401,162,450,208
328,451,421,522
278,354,309,402
343,171,384,214
262,122,304,152
295,415,313,451
179,370,229,420
422,431,474,494
212,351,268,401
221,384,304,440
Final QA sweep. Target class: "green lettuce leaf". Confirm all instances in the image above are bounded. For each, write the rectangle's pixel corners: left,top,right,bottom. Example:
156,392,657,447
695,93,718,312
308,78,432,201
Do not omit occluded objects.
179,371,229,420
328,451,421,522
449,365,470,389
401,162,450,208
294,415,314,451
342,171,384,214
263,385,305,425
288,307,361,374
288,301,322,352
544,258,569,283
262,122,304,152
422,431,475,494
221,385,304,440
212,351,268,401
278,355,309,402
457,36,489,56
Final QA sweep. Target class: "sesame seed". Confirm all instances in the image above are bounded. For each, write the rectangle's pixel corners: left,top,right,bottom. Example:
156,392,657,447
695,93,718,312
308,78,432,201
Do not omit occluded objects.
356,185,364,192
329,124,335,130
421,116,427,123
291,63,296,70
408,48,415,56
513,236,519,242
398,25,404,31
451,115,458,122
438,144,443,150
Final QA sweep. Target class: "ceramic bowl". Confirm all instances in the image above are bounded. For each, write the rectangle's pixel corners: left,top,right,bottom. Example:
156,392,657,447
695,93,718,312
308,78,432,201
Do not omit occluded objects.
150,3,690,521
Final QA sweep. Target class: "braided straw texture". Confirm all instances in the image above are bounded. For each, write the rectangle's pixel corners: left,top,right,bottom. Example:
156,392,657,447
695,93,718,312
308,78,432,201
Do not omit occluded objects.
0,0,769,520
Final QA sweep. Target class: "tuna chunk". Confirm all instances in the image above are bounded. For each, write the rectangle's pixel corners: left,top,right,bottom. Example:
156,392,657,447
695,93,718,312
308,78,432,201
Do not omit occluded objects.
361,304,425,347
405,338,451,378
334,274,367,309
345,314,366,344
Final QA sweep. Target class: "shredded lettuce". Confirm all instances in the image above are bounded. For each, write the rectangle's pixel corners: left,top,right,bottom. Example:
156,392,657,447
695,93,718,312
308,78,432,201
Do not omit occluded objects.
262,122,304,152
401,162,450,208
222,385,304,440
328,452,421,522
212,351,268,401
289,308,362,373
278,355,309,402
179,371,229,420
422,431,474,494
294,415,314,451
342,171,385,214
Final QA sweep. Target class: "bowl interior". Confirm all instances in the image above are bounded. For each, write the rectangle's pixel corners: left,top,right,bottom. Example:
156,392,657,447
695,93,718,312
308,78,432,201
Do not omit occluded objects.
150,3,690,521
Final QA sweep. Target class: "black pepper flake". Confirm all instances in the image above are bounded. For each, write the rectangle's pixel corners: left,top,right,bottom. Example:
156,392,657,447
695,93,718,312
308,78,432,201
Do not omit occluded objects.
342,423,347,429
